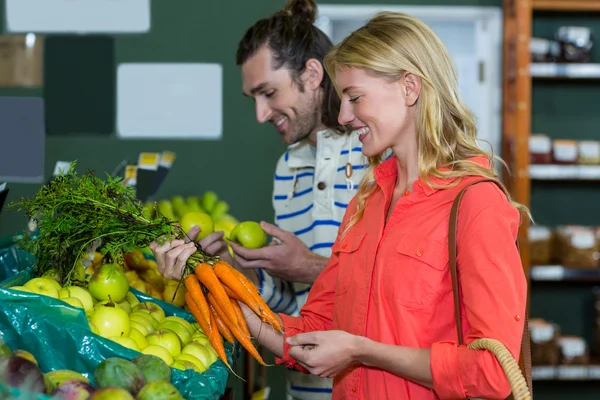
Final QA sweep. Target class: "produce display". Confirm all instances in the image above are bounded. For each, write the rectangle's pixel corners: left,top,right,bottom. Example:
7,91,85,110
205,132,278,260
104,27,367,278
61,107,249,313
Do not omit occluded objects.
0,338,187,399
4,164,277,396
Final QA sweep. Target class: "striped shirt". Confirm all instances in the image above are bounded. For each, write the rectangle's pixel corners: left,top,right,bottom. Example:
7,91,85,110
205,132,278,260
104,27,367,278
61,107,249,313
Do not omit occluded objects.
259,129,367,399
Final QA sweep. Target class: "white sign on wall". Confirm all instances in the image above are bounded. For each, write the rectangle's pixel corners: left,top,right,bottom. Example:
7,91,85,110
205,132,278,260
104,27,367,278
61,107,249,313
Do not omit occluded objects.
116,63,223,140
5,0,150,33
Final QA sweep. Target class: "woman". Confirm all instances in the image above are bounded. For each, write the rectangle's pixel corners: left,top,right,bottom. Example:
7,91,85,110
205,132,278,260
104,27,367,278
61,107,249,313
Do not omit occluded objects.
236,12,529,400
153,12,529,400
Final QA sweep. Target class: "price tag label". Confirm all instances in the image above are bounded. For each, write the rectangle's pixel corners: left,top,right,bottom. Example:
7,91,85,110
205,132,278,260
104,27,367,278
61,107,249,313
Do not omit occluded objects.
531,265,565,281
159,151,176,167
138,152,159,170
124,165,137,186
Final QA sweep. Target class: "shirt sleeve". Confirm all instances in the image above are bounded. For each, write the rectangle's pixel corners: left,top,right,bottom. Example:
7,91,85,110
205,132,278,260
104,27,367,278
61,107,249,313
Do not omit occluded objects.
256,269,299,315
430,183,528,399
274,247,340,372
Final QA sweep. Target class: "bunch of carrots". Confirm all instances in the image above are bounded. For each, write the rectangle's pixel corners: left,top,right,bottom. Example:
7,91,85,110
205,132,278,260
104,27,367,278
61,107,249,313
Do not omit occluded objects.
183,259,282,371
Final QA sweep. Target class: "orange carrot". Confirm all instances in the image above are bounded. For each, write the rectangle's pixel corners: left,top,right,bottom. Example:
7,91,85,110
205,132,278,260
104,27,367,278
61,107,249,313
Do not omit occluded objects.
185,292,213,339
222,284,242,301
187,292,230,368
195,263,238,326
208,302,235,344
184,274,212,330
210,291,269,366
230,297,251,339
214,261,282,332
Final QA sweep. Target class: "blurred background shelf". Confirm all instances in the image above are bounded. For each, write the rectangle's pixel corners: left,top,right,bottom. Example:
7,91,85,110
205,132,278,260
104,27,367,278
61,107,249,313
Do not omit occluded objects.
531,63,600,78
530,266,600,282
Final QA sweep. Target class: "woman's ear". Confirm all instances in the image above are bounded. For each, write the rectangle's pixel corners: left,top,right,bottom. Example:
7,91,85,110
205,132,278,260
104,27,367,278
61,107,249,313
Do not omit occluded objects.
303,58,325,90
403,73,421,107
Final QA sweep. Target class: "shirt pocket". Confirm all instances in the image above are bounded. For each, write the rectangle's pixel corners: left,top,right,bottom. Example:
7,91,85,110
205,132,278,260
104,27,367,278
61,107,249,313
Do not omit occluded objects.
382,234,448,309
331,231,366,296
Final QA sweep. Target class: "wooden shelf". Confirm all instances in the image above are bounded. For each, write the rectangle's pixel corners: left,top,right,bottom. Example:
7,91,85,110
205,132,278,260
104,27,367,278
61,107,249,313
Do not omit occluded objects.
529,164,600,180
533,365,600,381
533,0,600,12
531,63,600,79
530,265,600,282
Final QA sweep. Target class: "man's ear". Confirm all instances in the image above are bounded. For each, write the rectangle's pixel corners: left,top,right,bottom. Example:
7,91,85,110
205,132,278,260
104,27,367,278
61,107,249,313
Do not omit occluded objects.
403,73,421,107
303,58,325,90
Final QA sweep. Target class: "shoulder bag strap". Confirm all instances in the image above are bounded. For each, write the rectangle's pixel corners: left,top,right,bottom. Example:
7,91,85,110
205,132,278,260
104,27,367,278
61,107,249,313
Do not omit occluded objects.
448,178,533,398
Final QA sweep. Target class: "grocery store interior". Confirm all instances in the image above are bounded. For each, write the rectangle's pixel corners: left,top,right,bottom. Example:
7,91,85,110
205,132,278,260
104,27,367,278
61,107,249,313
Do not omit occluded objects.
1,0,600,399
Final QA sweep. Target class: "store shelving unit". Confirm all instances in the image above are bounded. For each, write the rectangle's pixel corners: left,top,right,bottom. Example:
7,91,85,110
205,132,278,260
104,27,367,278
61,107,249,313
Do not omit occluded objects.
502,0,600,394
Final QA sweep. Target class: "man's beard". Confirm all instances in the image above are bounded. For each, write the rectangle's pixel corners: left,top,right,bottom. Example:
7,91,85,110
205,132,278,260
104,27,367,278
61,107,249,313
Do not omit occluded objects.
284,98,320,146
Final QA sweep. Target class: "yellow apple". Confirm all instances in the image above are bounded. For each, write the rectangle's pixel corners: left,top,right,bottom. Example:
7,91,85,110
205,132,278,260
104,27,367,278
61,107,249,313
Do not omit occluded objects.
128,320,152,337
162,280,186,308
147,329,181,357
89,303,130,338
89,321,100,335
24,278,59,298
190,334,209,346
128,328,148,350
118,299,132,314
129,315,155,335
133,302,165,322
110,336,141,352
148,286,164,301
181,343,214,369
62,297,84,309
180,211,214,241
130,279,148,294
125,270,140,283
170,360,202,373
159,321,191,346
142,345,173,365
175,353,206,373
58,286,94,312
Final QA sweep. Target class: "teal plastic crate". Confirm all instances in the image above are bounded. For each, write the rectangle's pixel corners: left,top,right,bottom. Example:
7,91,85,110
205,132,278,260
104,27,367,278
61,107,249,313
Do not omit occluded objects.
0,269,238,399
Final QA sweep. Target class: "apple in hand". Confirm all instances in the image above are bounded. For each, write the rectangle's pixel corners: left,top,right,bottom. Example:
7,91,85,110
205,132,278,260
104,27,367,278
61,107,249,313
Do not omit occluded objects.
24,278,60,298
89,303,130,338
229,221,267,249
147,329,182,357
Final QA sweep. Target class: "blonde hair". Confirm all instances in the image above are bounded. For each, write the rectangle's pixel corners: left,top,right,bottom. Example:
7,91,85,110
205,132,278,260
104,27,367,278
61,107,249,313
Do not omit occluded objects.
324,12,530,236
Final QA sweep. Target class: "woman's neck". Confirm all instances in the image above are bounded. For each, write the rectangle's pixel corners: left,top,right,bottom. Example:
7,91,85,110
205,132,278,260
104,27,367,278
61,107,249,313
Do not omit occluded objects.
392,136,420,190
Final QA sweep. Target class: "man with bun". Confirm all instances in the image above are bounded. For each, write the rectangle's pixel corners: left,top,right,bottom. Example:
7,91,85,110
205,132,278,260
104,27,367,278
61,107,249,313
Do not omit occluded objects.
150,0,366,398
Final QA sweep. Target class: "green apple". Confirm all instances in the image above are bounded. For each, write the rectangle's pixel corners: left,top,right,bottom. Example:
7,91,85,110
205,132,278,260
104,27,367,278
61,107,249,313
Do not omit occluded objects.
130,311,159,330
157,200,177,222
89,303,130,338
147,329,181,357
171,360,202,373
88,264,129,303
190,334,209,346
62,297,84,309
159,321,191,346
185,196,204,212
10,285,34,293
24,277,59,298
89,321,100,335
160,316,195,335
128,328,149,350
58,286,94,312
175,353,206,373
129,315,155,335
118,299,132,314
211,200,229,221
200,191,219,214
142,345,173,366
180,211,214,241
129,320,152,337
110,336,141,352
125,291,140,308
229,221,267,249
181,343,214,369
133,302,165,322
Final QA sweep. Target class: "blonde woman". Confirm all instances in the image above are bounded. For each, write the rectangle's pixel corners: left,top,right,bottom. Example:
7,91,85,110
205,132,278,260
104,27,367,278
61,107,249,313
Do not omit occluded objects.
252,12,529,399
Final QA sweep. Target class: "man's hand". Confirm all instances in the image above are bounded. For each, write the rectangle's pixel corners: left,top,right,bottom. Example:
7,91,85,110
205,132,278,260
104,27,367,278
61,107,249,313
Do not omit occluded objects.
287,331,362,378
229,222,327,284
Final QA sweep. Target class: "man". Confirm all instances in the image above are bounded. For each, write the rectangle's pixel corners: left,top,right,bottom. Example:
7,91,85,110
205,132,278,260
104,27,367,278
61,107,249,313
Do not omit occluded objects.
152,1,367,398
230,2,367,399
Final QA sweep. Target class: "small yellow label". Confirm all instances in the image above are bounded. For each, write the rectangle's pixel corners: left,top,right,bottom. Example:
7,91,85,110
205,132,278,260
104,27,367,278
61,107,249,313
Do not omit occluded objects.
139,152,159,166
161,151,176,164
125,165,137,180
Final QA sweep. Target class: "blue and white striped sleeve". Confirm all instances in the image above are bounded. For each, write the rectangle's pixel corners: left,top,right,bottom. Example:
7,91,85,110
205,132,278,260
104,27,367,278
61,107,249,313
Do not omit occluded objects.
256,269,299,316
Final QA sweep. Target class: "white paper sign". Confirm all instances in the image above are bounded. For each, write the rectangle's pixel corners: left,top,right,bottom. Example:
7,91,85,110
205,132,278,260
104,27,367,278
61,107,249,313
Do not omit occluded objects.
6,0,150,33
116,63,223,140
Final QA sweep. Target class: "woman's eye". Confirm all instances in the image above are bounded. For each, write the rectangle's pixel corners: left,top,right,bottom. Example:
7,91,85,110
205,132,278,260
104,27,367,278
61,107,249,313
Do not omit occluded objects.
349,96,360,103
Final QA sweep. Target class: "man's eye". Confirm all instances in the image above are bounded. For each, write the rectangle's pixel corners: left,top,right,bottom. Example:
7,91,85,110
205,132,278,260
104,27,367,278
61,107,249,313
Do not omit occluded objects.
265,91,276,98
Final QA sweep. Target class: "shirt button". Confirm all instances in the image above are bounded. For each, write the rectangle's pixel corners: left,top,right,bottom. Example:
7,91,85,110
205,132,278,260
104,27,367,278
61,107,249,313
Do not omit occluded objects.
317,181,327,190
416,249,423,257
341,243,347,249
515,315,521,321
352,386,357,392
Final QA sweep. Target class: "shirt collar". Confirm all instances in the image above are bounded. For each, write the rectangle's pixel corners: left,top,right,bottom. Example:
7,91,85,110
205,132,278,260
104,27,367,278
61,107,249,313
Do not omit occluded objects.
286,129,335,168
374,155,491,196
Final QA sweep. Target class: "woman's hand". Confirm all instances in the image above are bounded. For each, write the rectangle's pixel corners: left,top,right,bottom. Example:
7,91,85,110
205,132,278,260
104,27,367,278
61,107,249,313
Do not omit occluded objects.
287,330,362,378
150,226,233,279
